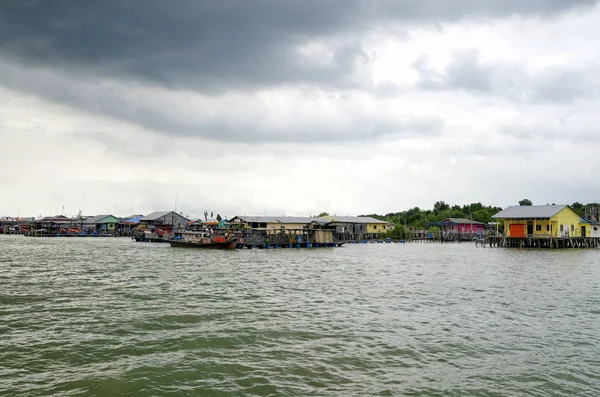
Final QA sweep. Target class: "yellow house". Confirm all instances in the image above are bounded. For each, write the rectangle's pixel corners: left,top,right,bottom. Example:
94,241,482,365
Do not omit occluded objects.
367,220,389,234
492,205,590,238
277,217,315,233
325,216,390,236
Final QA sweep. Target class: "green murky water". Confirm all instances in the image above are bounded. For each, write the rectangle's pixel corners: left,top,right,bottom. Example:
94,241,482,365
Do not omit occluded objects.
1,235,599,396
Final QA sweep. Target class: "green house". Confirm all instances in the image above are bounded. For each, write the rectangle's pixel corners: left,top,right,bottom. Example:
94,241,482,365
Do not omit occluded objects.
85,214,120,231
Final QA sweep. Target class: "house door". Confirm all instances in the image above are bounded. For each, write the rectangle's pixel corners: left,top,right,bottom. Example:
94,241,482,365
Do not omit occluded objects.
510,224,525,237
527,222,534,235
581,226,586,237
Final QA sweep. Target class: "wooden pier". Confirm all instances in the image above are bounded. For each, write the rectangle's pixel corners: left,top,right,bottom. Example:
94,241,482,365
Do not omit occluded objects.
408,232,480,243
483,236,600,249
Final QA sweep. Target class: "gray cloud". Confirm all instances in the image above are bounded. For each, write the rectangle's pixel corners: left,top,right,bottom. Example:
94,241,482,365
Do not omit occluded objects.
0,1,597,147
530,68,600,103
414,49,600,103
0,0,596,92
0,58,444,145
498,115,600,143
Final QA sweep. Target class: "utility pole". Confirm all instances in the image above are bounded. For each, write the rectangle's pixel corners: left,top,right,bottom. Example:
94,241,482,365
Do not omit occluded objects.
470,212,473,236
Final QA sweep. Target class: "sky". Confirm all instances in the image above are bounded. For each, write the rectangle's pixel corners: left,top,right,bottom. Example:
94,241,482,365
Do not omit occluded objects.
1,0,599,219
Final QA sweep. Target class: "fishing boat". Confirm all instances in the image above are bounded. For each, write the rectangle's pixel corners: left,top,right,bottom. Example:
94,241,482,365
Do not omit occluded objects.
168,231,237,249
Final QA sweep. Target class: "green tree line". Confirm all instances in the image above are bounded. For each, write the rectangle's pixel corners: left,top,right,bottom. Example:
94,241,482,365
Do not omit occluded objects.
363,201,503,230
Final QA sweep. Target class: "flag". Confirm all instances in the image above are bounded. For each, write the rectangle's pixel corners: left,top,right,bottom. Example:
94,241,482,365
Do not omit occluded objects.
216,214,222,221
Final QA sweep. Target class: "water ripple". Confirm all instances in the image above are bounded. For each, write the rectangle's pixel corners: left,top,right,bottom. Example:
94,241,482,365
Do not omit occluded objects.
1,235,599,396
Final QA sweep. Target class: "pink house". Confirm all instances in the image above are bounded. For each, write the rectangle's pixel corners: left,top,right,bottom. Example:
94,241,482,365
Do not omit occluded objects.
441,218,486,233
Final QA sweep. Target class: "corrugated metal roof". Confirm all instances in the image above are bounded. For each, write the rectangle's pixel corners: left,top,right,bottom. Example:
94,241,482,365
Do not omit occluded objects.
85,214,118,224
230,215,389,225
443,218,485,225
141,211,189,221
327,216,388,224
228,216,319,224
38,215,74,222
492,205,568,219
277,216,315,224
309,218,331,225
230,216,281,223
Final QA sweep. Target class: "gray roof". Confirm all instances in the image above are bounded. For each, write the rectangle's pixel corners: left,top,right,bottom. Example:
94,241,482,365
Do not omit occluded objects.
309,218,332,225
277,216,317,224
37,215,75,224
84,214,119,224
229,216,281,223
230,215,388,225
443,218,485,225
327,216,388,224
229,216,318,224
492,205,569,219
141,211,189,221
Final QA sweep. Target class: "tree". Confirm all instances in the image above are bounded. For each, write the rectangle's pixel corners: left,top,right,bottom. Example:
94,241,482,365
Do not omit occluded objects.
316,212,329,217
433,201,450,213
571,202,584,216
518,199,533,206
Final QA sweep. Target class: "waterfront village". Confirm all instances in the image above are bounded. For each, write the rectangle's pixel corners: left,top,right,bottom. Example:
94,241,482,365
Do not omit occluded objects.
1,203,600,249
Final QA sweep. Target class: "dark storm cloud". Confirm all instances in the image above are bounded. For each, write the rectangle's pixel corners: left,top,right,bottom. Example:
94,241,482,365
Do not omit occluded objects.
0,58,445,144
0,0,596,145
0,0,596,91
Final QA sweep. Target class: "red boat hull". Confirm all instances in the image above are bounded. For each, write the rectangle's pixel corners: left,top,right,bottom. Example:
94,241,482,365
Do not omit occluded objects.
168,238,237,249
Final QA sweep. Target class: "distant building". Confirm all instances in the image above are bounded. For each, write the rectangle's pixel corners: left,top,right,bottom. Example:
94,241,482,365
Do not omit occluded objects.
492,205,589,238
122,214,145,223
228,216,315,233
120,214,144,228
188,218,221,229
84,214,120,232
0,216,35,234
440,218,486,233
324,216,390,238
140,211,189,229
579,217,600,238
33,215,77,234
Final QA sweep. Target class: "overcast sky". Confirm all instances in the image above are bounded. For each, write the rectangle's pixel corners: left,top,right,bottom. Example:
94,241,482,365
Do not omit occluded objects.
1,0,599,218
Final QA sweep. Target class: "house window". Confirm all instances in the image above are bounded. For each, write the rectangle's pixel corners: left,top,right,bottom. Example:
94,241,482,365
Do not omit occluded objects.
546,225,550,231
536,224,542,231
571,224,575,232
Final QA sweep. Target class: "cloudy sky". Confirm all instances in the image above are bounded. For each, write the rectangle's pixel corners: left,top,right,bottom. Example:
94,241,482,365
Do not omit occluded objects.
1,0,599,218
